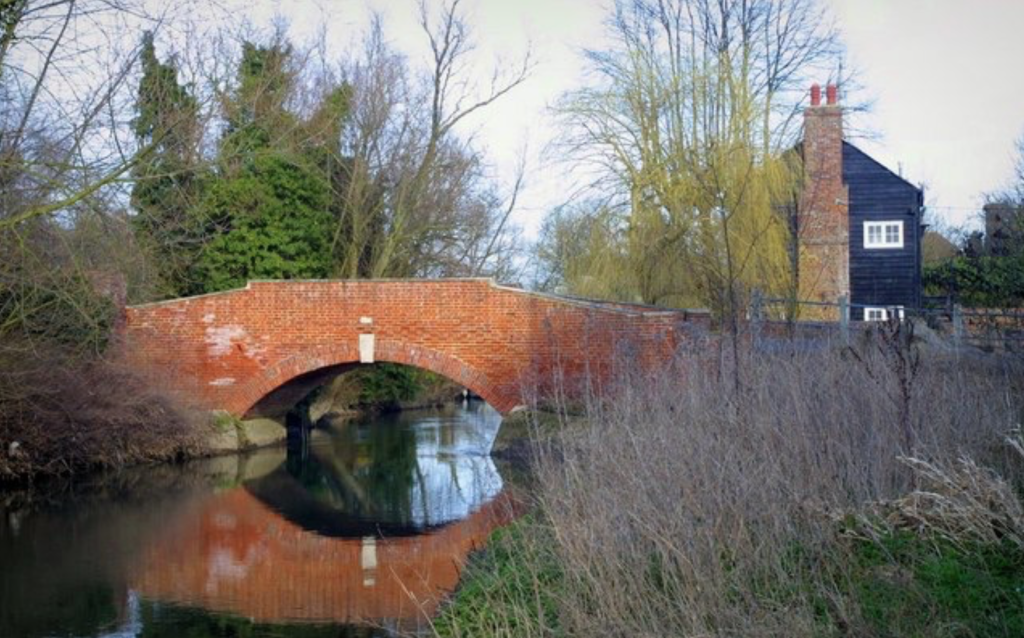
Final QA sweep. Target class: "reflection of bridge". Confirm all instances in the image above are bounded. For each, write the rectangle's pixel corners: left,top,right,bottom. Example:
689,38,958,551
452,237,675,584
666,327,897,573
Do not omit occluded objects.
131,487,517,628
121,279,710,416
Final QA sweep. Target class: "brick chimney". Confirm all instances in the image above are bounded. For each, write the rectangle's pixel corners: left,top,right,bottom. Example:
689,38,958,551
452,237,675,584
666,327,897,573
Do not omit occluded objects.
798,83,849,319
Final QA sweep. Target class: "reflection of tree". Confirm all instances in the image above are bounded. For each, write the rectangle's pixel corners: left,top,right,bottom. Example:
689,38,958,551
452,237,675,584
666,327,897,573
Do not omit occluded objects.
353,420,418,525
256,405,504,535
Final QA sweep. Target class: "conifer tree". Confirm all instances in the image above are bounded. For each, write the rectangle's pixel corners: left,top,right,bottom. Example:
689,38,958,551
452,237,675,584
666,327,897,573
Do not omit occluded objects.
130,32,204,295
190,40,344,294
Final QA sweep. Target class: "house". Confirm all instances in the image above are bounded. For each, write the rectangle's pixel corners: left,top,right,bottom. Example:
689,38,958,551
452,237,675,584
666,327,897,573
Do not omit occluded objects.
983,202,1023,256
798,83,925,321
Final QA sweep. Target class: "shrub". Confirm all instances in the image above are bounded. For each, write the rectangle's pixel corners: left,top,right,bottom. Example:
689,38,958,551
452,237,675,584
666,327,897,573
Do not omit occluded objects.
0,346,204,484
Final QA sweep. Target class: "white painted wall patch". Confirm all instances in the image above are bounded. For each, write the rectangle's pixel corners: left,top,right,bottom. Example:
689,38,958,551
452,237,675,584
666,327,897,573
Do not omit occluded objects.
204,325,247,356
361,536,377,587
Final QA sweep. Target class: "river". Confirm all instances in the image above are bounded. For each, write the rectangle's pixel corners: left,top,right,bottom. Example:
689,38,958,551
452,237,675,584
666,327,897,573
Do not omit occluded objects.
0,400,515,637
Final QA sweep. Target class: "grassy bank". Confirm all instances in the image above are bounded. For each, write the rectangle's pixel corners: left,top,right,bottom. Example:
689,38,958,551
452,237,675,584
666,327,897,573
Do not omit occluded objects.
437,329,1024,637
438,513,1024,637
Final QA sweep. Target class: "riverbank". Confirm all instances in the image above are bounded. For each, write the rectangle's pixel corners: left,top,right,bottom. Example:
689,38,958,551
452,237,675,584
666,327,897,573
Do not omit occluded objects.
433,344,1024,637
0,355,209,486
436,503,1024,638
0,358,470,486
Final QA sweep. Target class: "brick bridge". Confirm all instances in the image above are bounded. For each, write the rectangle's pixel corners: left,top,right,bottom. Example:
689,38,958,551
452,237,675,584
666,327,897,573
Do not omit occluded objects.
122,279,711,417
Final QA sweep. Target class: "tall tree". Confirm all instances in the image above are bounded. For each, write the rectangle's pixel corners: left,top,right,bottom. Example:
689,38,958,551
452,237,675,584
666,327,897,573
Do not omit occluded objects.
130,32,204,295
330,4,529,281
189,39,342,294
548,0,841,320
2,1,188,355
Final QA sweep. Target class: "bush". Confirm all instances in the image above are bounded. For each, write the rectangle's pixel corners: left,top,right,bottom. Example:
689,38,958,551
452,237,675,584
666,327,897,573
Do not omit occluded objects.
0,347,204,484
924,253,1024,307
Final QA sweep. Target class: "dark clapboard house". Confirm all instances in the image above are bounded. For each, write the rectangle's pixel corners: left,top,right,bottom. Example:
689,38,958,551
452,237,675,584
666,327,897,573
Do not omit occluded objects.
797,83,925,321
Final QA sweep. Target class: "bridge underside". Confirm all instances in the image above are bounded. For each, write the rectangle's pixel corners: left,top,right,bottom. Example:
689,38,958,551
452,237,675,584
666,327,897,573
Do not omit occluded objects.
245,363,357,419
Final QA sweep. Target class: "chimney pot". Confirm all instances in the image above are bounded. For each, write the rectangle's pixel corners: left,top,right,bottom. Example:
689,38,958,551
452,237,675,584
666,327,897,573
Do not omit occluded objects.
810,83,821,106
826,84,838,105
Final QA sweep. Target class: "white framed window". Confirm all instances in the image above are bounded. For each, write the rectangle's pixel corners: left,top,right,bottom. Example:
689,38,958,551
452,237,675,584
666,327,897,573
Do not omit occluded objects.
864,221,903,248
864,306,905,322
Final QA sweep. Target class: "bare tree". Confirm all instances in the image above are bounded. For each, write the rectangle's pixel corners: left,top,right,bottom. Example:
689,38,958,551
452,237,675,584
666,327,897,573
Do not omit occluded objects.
0,1,187,231
332,2,531,281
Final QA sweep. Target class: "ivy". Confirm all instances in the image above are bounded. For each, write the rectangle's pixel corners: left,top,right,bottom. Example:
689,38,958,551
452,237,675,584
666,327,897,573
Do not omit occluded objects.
190,154,333,293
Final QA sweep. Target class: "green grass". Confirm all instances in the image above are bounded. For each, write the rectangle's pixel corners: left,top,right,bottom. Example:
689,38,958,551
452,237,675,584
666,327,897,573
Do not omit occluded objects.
432,515,563,637
434,515,1024,638
847,531,1024,637
211,410,240,432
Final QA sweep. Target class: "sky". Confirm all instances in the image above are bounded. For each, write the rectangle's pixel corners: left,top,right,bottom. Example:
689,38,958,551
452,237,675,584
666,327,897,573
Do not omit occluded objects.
205,0,1024,236
831,0,1024,229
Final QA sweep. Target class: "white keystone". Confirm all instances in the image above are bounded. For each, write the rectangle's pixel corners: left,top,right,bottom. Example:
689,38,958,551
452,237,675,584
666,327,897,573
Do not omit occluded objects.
359,334,375,363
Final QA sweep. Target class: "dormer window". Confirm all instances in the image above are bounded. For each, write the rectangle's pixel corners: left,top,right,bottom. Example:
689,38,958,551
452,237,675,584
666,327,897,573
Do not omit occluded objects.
864,221,903,249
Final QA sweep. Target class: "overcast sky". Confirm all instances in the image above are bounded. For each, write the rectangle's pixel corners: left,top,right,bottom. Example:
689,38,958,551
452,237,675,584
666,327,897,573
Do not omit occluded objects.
224,0,1024,235
832,0,1024,229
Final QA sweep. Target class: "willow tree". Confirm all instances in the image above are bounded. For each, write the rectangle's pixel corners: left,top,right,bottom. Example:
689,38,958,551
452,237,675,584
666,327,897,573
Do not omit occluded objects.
549,0,841,321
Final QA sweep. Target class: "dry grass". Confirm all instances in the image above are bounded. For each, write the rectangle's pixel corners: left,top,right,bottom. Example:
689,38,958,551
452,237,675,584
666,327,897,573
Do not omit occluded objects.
858,454,1024,551
0,344,205,484
438,325,1024,637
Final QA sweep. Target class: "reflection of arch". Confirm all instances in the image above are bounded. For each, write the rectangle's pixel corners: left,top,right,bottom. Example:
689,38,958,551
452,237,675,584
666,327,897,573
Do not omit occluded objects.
243,446,503,538
133,487,518,627
237,341,509,418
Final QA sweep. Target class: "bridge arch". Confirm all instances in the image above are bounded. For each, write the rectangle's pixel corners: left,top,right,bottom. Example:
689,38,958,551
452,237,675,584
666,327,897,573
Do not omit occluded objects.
236,340,512,418
121,279,710,418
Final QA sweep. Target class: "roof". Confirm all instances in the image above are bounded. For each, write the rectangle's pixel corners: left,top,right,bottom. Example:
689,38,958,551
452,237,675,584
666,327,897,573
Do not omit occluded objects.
842,140,924,196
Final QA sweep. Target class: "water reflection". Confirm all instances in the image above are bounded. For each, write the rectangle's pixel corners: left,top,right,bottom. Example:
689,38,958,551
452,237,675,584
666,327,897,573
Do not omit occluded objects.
0,401,514,637
254,404,504,537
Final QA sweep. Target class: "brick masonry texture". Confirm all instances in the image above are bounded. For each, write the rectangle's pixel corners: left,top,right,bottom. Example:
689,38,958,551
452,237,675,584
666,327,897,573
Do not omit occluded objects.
799,102,849,320
121,279,713,416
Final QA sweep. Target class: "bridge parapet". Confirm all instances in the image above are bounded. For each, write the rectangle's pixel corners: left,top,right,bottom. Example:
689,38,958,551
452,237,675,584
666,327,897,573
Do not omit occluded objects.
123,279,712,416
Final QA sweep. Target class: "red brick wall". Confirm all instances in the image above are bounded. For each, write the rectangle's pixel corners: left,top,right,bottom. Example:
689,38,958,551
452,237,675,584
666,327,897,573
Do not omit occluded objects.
799,96,850,320
122,279,712,416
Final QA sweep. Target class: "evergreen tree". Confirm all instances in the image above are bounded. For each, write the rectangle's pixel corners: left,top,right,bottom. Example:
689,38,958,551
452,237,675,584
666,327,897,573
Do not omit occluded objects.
130,32,204,295
192,153,333,292
189,40,347,294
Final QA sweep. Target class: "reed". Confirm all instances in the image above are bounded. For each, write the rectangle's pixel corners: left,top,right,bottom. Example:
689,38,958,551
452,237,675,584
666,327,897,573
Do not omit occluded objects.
437,326,1024,636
